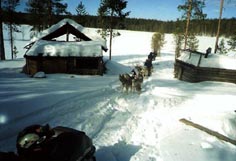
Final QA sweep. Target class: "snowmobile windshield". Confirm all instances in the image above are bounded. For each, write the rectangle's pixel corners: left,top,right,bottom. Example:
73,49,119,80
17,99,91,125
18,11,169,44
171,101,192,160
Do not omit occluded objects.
18,133,40,149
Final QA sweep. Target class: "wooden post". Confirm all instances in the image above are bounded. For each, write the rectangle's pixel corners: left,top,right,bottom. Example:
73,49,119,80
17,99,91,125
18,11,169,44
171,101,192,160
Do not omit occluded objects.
180,118,236,146
197,52,203,67
109,10,114,60
66,23,69,42
177,67,183,80
26,58,30,74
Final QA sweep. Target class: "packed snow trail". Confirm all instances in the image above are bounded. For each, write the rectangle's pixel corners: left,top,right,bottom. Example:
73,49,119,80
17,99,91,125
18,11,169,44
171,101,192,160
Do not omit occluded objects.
1,24,236,161
0,54,186,161
1,53,236,161
99,54,236,161
92,55,191,161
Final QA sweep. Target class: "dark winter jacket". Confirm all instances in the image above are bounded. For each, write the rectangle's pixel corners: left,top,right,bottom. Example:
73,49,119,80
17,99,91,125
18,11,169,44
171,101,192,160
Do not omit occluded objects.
144,59,152,68
0,152,20,161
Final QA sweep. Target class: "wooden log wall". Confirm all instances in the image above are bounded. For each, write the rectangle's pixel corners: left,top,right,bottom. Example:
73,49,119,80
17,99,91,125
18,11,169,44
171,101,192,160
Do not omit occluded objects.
174,60,236,84
24,56,104,76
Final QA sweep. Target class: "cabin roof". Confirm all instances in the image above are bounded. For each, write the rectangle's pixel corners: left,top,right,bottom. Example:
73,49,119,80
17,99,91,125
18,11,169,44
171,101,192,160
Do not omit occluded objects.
178,50,236,70
35,18,103,42
41,22,91,41
25,18,107,57
25,40,104,57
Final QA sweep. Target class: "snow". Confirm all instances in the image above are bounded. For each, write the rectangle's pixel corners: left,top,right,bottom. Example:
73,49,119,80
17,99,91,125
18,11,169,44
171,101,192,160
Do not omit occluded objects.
178,50,236,70
33,18,105,44
1,25,236,161
23,19,107,57
33,71,46,78
25,40,103,57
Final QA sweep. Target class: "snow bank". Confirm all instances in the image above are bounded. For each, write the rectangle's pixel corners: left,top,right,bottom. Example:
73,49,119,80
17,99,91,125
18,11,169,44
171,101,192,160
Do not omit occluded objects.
2,25,236,161
104,59,132,75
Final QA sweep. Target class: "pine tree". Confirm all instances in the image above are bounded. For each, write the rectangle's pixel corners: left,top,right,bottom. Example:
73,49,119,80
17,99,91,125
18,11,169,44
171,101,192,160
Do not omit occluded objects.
227,31,236,51
218,39,228,54
0,0,5,60
98,0,130,60
26,0,47,33
174,33,184,59
76,1,88,16
214,0,224,53
2,0,20,59
186,33,199,51
76,1,88,25
151,32,165,57
26,0,68,34
178,0,206,50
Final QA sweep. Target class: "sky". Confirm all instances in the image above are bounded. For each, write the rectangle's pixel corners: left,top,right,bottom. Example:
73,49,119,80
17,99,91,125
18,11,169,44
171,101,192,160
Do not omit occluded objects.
16,0,236,21
69,0,236,20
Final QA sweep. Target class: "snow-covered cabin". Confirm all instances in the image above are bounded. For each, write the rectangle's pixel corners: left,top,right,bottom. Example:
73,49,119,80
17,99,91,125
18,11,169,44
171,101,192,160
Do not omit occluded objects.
23,18,107,75
174,49,236,83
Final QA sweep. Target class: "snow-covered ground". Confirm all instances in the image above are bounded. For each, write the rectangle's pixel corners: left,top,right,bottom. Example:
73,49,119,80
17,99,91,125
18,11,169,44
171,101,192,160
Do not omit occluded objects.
1,25,236,161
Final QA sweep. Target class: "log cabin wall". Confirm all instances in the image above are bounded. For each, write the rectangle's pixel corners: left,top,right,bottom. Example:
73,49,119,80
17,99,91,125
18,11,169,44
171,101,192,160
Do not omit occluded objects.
174,60,236,83
24,56,104,76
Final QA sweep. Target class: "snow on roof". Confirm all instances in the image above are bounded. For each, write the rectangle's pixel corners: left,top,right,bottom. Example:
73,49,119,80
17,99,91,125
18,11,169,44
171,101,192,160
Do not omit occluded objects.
34,18,104,43
25,40,103,57
177,50,236,70
25,18,107,57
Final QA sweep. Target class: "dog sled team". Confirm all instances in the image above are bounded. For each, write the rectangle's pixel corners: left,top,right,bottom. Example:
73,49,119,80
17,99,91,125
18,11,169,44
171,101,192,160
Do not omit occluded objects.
119,67,143,93
119,52,157,93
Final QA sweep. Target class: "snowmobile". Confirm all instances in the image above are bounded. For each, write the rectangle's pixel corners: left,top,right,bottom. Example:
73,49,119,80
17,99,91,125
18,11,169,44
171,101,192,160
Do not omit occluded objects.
1,124,96,161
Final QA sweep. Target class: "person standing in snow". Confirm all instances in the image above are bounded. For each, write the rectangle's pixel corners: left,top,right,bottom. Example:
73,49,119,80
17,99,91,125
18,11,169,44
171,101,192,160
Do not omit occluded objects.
205,47,212,58
130,68,139,79
148,52,157,61
16,124,96,161
144,58,153,76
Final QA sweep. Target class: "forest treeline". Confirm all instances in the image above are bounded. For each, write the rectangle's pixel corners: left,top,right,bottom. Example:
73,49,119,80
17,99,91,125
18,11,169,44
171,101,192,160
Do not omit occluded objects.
2,11,236,37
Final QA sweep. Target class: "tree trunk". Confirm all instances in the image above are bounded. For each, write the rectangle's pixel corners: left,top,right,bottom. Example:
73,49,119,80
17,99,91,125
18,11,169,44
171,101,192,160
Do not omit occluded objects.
66,24,69,41
184,0,192,50
10,24,13,59
109,10,114,60
9,9,14,60
214,0,224,53
0,1,6,60
109,29,112,60
48,0,52,27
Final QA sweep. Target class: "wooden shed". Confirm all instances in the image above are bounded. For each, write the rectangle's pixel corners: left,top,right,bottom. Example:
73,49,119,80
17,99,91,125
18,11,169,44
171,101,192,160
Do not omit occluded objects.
23,18,107,75
174,50,236,83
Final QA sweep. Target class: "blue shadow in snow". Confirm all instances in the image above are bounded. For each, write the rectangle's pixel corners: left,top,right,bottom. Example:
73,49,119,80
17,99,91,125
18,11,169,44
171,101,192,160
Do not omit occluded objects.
95,141,141,161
